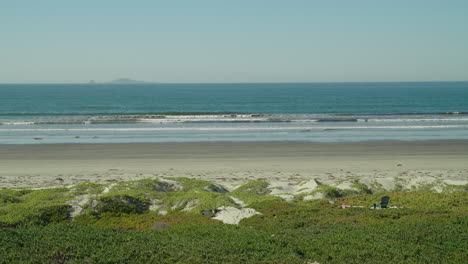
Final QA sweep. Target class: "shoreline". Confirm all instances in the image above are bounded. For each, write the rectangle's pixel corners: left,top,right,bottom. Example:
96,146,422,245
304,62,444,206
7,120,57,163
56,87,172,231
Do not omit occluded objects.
2,138,468,145
2,139,468,158
1,140,467,189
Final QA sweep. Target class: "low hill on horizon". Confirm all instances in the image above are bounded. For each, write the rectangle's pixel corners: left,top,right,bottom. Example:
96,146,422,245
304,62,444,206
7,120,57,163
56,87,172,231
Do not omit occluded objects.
88,78,150,84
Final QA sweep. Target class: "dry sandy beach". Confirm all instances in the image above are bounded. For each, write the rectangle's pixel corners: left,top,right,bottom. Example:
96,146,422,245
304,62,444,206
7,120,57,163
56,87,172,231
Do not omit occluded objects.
1,140,467,190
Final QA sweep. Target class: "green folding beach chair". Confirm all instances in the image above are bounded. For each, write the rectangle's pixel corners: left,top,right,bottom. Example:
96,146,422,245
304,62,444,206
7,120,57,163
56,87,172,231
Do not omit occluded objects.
380,196,390,209
373,196,390,209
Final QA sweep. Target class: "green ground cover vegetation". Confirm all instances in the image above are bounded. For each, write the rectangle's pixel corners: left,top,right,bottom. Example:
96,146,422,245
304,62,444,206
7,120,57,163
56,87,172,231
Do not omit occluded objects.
0,178,466,263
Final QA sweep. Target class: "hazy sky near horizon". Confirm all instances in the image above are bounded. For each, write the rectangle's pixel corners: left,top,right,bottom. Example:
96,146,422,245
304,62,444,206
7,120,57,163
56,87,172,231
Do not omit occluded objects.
1,0,468,83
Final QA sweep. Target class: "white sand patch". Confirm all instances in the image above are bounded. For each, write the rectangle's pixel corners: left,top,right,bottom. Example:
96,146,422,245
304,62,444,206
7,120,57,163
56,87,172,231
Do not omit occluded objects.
374,178,396,191
67,194,91,219
158,210,168,216
182,199,200,212
149,199,161,211
269,182,296,195
360,177,395,191
212,206,261,225
408,176,438,187
102,183,116,194
296,179,321,193
443,179,468,185
230,196,247,207
159,178,183,191
334,181,355,190
303,193,324,200
406,176,445,192
171,200,186,210
223,183,240,191
269,179,320,196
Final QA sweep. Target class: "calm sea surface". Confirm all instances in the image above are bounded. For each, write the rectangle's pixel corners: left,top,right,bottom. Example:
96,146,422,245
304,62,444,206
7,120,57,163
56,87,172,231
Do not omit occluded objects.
1,82,467,144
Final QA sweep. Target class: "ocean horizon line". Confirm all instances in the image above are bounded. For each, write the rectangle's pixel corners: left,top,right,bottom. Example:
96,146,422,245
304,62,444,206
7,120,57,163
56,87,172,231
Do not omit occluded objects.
1,80,468,85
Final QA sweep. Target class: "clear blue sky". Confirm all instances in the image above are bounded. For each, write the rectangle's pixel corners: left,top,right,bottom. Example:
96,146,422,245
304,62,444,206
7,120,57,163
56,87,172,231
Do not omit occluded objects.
1,0,467,83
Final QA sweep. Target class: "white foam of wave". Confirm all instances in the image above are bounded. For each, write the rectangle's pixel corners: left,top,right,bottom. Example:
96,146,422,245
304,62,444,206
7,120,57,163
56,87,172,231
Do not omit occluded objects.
1,125,467,132
0,122,36,125
358,118,468,122
4,115,468,126
288,119,318,123
139,116,270,123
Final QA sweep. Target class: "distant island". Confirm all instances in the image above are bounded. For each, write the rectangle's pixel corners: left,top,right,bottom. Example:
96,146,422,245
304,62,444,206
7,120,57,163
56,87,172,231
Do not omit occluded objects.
88,78,149,84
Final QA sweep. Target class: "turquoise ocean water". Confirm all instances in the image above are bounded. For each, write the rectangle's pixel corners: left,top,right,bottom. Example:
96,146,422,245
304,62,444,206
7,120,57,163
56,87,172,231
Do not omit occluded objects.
0,82,467,144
